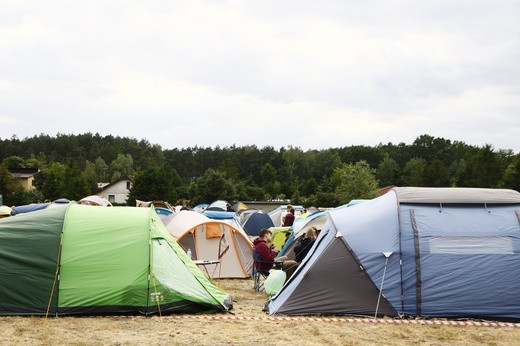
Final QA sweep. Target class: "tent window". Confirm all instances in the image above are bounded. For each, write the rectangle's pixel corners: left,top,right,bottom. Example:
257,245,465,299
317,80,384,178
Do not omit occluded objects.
205,223,222,239
429,236,514,255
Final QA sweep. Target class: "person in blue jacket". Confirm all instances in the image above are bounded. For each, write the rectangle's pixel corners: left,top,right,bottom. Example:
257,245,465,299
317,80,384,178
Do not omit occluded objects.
294,227,318,262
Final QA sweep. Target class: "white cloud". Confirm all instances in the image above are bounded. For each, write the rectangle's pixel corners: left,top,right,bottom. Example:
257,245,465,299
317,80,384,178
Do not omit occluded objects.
1,1,519,152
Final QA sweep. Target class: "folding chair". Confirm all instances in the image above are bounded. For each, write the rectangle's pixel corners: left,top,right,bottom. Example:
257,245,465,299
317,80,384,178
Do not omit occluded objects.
252,249,282,292
252,249,269,292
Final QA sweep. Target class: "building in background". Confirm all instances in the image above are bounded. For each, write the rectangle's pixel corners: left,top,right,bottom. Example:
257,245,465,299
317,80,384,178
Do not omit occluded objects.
98,175,133,205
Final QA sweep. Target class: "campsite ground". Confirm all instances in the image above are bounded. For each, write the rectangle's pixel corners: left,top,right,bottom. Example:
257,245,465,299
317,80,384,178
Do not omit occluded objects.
1,279,519,345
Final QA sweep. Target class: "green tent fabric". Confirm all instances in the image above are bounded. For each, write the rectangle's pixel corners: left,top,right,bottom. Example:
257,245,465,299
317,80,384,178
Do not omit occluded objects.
269,227,292,251
0,204,231,316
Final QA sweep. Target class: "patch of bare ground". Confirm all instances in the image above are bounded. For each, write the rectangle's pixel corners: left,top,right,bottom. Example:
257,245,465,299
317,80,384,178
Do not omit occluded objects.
1,279,519,345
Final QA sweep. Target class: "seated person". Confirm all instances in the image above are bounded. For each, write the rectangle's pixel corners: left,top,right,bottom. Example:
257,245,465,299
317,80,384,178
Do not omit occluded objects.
253,228,298,279
294,227,318,262
253,228,278,275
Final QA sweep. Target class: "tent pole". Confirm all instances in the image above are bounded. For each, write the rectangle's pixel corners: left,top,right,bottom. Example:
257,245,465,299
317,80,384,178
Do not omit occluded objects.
45,233,63,321
375,252,392,318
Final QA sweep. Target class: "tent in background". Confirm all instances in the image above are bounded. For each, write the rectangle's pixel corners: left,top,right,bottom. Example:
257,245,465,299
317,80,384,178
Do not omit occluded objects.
193,204,209,213
233,202,248,213
11,202,49,215
0,206,12,218
239,209,275,237
206,200,232,211
268,205,305,227
162,210,209,238
0,204,231,316
155,207,173,220
277,210,328,260
269,226,292,251
79,195,112,207
269,187,520,320
164,210,253,278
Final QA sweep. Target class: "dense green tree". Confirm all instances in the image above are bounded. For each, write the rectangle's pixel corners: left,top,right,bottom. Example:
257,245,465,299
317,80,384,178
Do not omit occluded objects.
331,160,379,204
189,168,235,205
301,178,318,196
61,162,91,201
219,158,239,182
402,157,427,186
1,133,518,207
502,156,520,191
339,145,384,168
313,191,338,208
234,179,265,201
260,163,278,198
312,150,342,180
127,163,180,205
94,157,109,182
8,186,33,206
458,145,503,187
83,160,100,192
109,154,134,181
2,156,26,168
34,162,67,200
0,164,18,205
280,147,306,197
410,134,452,164
425,159,451,187
377,155,401,187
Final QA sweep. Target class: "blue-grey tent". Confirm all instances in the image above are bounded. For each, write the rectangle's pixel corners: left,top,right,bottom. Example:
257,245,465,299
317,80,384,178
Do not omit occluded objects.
240,210,275,237
269,187,520,320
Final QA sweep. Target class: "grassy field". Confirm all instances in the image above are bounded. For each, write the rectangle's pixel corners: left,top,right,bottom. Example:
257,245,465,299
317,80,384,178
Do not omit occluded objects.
1,279,519,345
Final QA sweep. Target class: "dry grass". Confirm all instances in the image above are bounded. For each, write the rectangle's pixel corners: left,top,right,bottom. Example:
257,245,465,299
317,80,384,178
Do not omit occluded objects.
1,279,519,345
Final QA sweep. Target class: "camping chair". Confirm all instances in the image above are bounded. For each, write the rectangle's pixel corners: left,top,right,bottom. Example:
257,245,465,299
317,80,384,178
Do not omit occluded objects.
252,249,281,292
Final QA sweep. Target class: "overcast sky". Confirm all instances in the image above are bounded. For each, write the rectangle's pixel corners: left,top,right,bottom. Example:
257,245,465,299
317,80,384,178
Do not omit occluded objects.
1,1,519,152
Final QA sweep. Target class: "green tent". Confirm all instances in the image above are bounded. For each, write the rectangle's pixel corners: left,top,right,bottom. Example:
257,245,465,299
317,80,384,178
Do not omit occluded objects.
269,226,292,251
0,204,231,316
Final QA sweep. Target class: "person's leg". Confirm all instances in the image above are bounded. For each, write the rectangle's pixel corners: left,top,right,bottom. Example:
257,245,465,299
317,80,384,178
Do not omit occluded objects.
282,260,298,280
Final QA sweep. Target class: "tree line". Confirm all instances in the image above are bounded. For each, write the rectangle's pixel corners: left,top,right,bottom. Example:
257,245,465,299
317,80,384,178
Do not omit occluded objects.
0,133,518,207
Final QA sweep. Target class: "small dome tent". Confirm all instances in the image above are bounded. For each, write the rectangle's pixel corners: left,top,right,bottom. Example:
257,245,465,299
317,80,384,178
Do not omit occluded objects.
269,187,520,320
0,204,231,316
164,210,253,278
239,209,275,237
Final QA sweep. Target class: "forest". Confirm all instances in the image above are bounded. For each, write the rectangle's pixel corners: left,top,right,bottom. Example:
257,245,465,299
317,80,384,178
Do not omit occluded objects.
0,133,519,207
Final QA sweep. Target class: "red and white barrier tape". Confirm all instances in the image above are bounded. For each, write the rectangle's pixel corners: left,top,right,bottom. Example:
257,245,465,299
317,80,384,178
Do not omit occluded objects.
168,314,520,328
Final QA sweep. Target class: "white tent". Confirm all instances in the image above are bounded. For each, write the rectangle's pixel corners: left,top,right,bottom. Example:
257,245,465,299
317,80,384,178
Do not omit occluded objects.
163,210,253,278
162,210,209,238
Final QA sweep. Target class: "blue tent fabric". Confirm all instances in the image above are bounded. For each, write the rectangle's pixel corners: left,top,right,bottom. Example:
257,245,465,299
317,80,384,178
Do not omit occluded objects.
155,207,173,216
12,203,49,215
204,210,237,220
242,211,274,237
269,187,520,320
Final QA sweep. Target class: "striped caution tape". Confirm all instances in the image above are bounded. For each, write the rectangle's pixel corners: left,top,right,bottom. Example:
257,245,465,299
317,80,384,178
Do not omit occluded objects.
168,314,520,328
